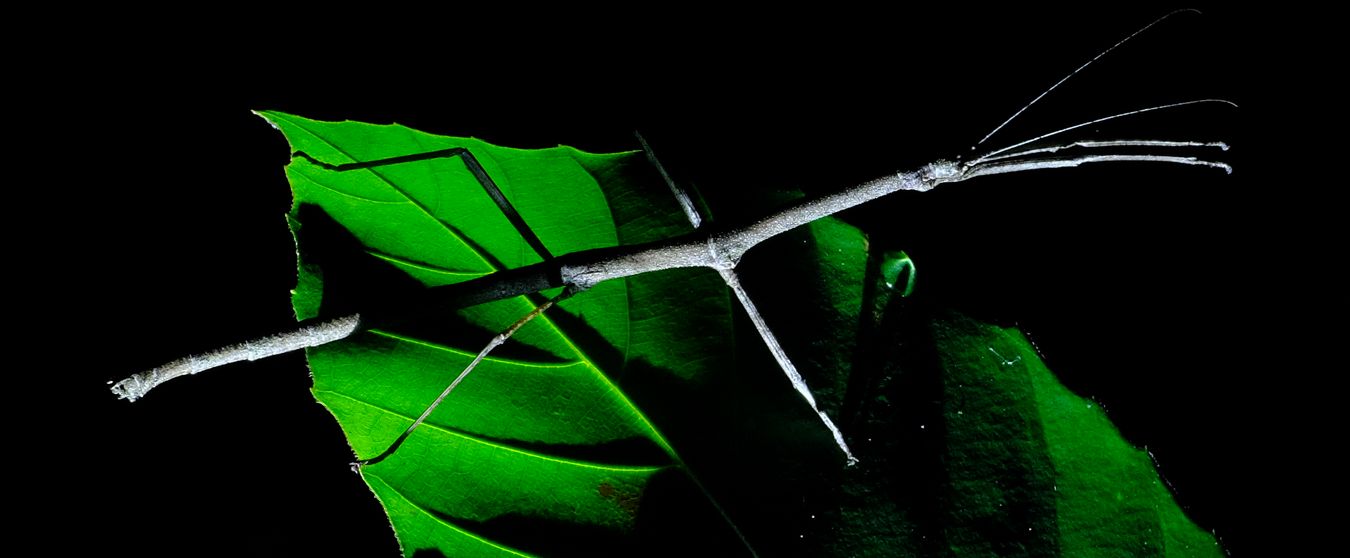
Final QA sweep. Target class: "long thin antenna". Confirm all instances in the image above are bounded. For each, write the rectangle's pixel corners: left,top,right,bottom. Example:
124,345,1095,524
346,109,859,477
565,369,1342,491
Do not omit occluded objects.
972,8,1200,149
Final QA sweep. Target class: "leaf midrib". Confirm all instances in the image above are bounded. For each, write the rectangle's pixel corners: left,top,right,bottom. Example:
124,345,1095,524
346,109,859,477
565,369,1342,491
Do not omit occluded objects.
364,474,533,558
364,328,675,457
273,112,500,273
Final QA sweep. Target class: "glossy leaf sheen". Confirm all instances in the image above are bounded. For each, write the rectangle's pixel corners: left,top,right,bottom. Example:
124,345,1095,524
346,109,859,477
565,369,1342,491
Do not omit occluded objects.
262,111,733,556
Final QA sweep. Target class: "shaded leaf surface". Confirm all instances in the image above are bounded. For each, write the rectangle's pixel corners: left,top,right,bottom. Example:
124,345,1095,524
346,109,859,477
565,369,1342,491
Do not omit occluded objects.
262,112,1220,557
927,312,1222,557
792,230,1223,557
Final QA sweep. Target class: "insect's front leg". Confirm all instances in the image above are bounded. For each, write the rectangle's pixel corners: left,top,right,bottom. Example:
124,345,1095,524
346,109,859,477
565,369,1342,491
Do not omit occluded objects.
294,147,554,262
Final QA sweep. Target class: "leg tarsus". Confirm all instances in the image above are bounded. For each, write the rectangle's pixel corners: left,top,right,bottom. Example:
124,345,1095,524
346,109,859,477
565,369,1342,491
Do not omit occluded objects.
635,131,704,229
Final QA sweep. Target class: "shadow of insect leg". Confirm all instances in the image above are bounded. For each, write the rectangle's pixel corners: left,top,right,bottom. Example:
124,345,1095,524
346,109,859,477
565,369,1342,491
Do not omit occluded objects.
293,147,555,262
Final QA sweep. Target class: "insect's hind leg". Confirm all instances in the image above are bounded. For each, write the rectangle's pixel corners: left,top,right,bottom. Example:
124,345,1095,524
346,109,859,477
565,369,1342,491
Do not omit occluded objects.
634,132,858,465
293,147,554,262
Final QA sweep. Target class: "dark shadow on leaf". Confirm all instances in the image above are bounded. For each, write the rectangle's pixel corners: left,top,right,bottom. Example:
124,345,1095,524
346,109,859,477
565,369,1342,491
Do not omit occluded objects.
842,245,889,426
300,200,848,550
802,293,954,555
544,298,626,384
295,203,567,364
427,467,738,557
618,329,848,556
440,424,669,468
542,270,858,556
817,297,1063,555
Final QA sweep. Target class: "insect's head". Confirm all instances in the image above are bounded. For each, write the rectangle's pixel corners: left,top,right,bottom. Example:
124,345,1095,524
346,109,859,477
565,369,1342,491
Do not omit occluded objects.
921,160,962,184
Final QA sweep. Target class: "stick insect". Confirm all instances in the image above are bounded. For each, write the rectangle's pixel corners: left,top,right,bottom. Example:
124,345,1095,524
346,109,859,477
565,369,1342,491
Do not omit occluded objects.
109,9,1234,556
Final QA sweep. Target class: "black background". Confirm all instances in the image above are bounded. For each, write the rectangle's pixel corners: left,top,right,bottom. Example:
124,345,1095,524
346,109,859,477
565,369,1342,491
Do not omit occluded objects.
30,5,1330,557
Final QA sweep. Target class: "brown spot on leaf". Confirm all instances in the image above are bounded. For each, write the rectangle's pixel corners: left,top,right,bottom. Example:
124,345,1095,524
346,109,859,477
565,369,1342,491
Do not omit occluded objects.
597,480,641,517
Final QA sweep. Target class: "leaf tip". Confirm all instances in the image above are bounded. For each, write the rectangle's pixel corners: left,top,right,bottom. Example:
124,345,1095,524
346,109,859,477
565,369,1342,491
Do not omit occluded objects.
252,110,282,131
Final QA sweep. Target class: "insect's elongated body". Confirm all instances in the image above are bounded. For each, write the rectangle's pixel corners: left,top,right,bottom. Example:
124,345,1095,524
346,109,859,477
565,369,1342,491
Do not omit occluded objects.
111,121,1230,474
113,112,1233,476
106,10,1235,556
112,126,1229,405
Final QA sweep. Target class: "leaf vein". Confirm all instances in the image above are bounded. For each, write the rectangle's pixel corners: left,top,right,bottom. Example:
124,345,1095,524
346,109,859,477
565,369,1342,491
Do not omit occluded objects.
368,329,582,369
317,388,668,473
362,473,534,557
367,250,486,278
273,112,497,272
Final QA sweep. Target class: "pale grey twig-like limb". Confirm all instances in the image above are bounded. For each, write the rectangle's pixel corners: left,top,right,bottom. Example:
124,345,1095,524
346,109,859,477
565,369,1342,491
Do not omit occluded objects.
113,4,1236,414
109,314,361,402
974,139,1229,165
720,269,859,465
644,130,860,464
968,99,1237,166
964,153,1231,179
639,159,763,552
636,130,703,230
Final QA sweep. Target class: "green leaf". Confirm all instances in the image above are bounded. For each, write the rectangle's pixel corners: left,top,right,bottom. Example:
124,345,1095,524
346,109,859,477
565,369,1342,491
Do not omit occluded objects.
789,236,1223,556
927,312,1222,557
259,112,1220,557
259,111,739,556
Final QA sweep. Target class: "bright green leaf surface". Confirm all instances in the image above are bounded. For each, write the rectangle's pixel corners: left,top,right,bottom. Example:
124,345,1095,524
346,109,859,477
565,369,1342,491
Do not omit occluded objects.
261,112,1220,557
260,111,735,556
